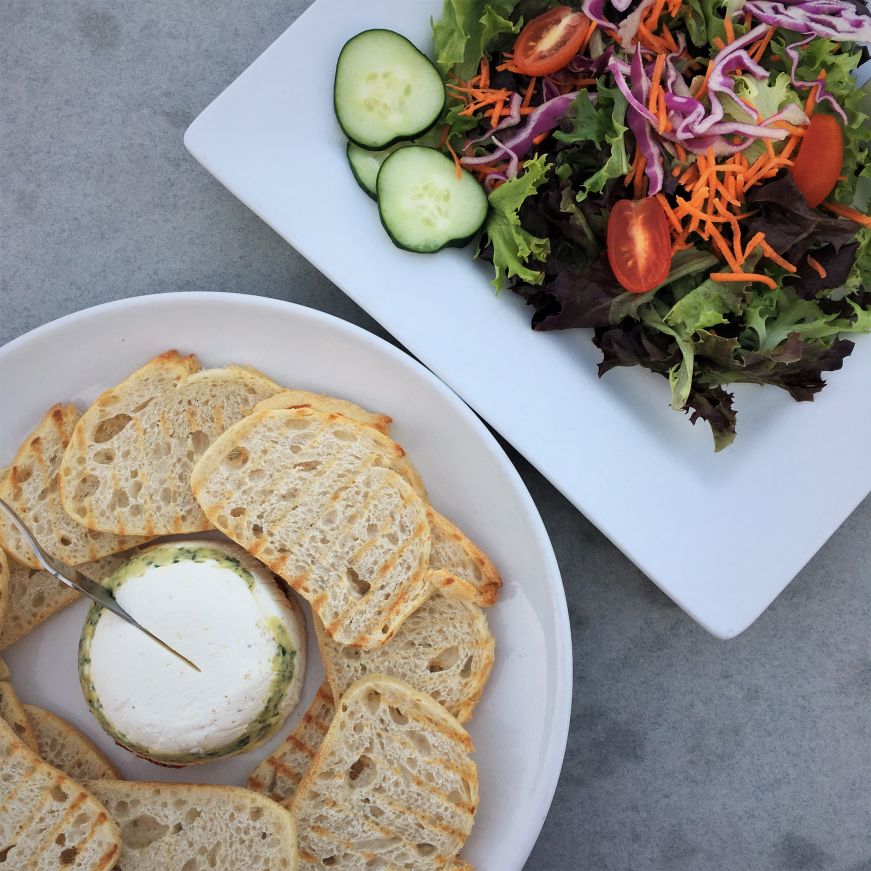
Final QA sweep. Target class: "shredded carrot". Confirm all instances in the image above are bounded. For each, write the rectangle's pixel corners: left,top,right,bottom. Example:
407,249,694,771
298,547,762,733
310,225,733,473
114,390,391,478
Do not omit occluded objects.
739,231,766,266
675,142,687,163
713,173,741,207
672,232,693,252
710,272,778,289
678,163,698,187
578,20,597,55
708,224,742,272
742,156,791,191
438,125,450,148
694,61,715,100
804,70,826,114
468,163,507,177
760,241,797,272
490,98,505,128
730,218,743,262
806,255,827,278
772,122,807,136
742,10,752,28
656,193,683,232
723,16,735,43
779,134,802,162
658,95,669,132
713,36,725,50
531,131,550,146
749,26,776,62
446,139,462,180
675,196,729,224
479,57,490,89
634,156,648,198
648,55,667,116
625,149,641,185
822,202,871,227
644,0,668,31
521,77,537,109
661,24,679,53
637,22,668,53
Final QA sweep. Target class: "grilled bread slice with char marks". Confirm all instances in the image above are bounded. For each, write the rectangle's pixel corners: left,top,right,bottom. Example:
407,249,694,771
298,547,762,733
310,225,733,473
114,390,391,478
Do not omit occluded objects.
58,352,283,536
191,409,432,649
316,589,494,724
0,408,148,568
0,717,121,871
254,390,393,436
0,547,7,637
86,779,298,871
25,705,118,781
0,658,37,751
247,682,335,803
290,675,478,871
425,508,501,608
0,550,129,651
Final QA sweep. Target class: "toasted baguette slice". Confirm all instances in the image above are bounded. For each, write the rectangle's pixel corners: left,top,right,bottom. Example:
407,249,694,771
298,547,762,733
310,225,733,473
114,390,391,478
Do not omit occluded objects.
291,675,478,870
58,352,283,535
0,661,37,751
450,862,474,870
25,705,118,781
0,718,121,870
426,508,501,607
192,409,433,648
317,590,494,724
87,780,298,871
248,682,335,803
0,546,8,636
0,408,149,568
0,550,128,651
255,390,392,435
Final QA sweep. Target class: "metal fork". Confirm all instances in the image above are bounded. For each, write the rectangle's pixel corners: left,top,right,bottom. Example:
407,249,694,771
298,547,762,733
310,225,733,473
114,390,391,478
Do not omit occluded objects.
0,498,200,672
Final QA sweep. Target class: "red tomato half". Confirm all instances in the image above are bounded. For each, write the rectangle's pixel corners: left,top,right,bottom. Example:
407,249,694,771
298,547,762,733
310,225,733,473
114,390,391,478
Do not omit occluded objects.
607,199,672,294
512,6,589,76
791,113,843,208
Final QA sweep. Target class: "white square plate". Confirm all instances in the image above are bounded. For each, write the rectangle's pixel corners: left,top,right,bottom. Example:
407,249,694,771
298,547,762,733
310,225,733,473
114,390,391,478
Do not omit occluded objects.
184,0,871,637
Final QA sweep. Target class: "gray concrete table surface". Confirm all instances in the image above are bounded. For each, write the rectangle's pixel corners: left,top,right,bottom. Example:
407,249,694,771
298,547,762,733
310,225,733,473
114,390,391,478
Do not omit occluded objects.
2,2,869,868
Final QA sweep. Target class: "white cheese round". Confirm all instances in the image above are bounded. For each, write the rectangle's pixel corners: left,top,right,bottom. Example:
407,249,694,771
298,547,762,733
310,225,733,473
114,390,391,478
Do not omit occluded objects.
79,540,306,765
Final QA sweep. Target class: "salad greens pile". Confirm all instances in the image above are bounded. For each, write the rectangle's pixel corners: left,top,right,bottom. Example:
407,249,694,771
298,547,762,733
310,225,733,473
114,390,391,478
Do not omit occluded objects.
429,0,871,448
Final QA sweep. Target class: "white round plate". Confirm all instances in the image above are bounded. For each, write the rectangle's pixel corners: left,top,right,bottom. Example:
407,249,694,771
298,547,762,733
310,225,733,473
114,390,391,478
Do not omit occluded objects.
0,292,571,871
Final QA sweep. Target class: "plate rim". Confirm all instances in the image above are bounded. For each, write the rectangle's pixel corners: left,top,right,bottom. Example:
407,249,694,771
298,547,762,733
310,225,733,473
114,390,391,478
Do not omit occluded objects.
0,290,574,869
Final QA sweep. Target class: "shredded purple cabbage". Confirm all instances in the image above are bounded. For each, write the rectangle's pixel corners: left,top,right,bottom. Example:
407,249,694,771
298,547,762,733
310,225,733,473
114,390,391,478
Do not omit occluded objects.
745,0,871,42
783,34,850,120
483,172,509,192
461,93,578,171
610,24,792,167
581,0,619,36
629,46,666,192
568,46,615,77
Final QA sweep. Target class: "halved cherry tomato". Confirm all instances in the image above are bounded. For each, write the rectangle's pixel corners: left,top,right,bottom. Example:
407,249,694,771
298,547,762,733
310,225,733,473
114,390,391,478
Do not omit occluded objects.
791,113,843,208
512,6,589,76
607,198,672,294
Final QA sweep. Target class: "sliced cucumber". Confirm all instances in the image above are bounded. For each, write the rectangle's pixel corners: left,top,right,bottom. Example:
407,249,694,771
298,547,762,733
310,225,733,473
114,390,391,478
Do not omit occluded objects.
347,141,407,199
376,146,489,253
334,30,445,150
